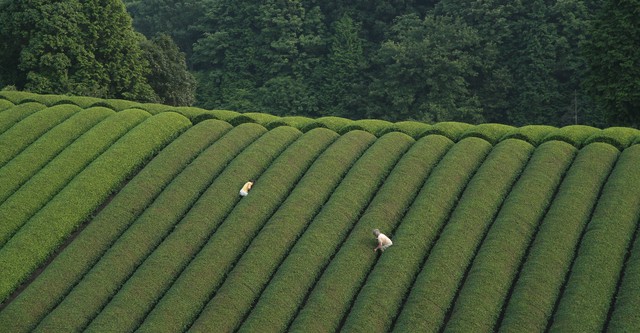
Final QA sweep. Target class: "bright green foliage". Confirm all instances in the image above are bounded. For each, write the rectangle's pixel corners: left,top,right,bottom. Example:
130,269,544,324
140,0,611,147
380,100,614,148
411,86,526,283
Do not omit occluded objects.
36,125,297,332
542,125,601,148
0,107,114,203
392,139,534,333
0,112,189,303
240,134,453,333
0,119,232,333
550,144,640,332
500,143,619,332
290,137,491,332
584,127,640,150
460,123,515,145
136,130,375,333
0,109,148,249
89,99,144,111
382,121,433,139
191,132,413,333
340,119,395,136
85,128,338,333
314,116,355,133
501,125,557,146
0,102,47,134
0,99,14,111
609,198,640,331
443,141,577,332
422,121,474,141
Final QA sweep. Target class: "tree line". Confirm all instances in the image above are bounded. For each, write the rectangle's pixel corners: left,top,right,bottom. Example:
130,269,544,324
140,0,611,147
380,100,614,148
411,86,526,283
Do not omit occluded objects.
1,0,639,128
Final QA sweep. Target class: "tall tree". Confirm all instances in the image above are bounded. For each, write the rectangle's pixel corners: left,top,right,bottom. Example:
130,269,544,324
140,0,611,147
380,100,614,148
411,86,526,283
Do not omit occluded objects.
0,0,157,102
139,33,196,106
583,0,640,126
367,14,484,123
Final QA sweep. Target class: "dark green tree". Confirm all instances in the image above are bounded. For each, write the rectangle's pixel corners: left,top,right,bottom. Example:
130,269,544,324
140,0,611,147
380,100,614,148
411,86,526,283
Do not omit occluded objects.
368,14,484,123
0,0,157,102
139,33,196,106
583,0,640,126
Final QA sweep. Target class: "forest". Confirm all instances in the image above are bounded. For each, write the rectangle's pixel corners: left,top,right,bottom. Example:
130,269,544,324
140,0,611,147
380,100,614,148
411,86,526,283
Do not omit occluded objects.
1,0,639,128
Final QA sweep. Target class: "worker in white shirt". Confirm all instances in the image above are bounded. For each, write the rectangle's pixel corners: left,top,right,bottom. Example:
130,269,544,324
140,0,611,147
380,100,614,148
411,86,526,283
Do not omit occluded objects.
239,180,254,197
373,229,393,252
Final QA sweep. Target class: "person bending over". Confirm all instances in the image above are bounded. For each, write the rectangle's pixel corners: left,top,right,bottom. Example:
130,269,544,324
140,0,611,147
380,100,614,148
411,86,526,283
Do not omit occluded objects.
373,229,393,252
239,180,254,197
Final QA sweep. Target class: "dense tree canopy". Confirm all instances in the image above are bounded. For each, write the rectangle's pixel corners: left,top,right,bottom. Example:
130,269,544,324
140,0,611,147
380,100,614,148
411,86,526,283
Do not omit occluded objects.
1,0,638,127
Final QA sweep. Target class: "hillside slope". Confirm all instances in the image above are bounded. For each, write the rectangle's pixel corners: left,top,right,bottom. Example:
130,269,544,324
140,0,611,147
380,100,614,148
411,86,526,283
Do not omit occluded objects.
0,91,639,332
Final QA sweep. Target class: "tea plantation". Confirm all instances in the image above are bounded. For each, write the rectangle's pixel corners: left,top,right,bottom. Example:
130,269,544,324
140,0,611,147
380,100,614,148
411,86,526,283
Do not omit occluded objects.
0,91,639,332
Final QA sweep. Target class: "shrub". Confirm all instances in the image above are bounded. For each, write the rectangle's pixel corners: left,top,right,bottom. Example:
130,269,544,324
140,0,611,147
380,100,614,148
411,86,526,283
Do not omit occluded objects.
0,112,190,304
541,125,602,148
0,107,114,204
0,102,47,134
339,119,394,137
391,139,534,333
37,125,300,332
90,99,144,111
315,116,353,133
0,105,80,168
500,125,557,146
378,121,432,140
584,127,640,150
299,121,329,132
137,130,376,333
499,143,619,332
228,114,257,126
549,144,640,332
0,119,233,333
0,90,40,104
459,123,515,145
290,137,492,333
443,141,577,333
84,128,338,333
420,122,474,142
277,116,317,131
0,99,15,111
135,103,177,115
190,132,414,333
0,109,149,248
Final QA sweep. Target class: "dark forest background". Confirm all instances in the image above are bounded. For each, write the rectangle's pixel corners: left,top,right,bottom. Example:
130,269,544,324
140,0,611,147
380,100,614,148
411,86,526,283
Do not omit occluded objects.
1,0,639,128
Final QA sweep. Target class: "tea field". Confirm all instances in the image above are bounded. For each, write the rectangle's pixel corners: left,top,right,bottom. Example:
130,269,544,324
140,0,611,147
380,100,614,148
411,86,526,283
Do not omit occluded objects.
0,91,639,332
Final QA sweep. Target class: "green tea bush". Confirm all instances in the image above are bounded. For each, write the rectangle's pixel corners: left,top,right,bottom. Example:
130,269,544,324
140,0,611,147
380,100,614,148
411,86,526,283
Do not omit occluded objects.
0,107,114,204
38,125,297,332
0,120,233,333
459,123,515,145
277,116,317,130
0,105,80,168
60,95,104,109
501,125,557,146
584,127,640,151
135,103,178,115
443,141,577,333
608,201,640,332
90,99,144,111
228,114,257,126
299,120,329,132
420,122,474,142
392,139,534,333
240,134,453,333
499,143,619,332
541,125,602,148
137,130,375,333
550,144,640,332
0,112,190,304
0,99,14,111
85,128,338,333
291,137,491,333
315,116,353,133
0,102,47,134
378,121,432,139
0,109,149,248
191,132,414,333
0,90,39,104
339,119,394,137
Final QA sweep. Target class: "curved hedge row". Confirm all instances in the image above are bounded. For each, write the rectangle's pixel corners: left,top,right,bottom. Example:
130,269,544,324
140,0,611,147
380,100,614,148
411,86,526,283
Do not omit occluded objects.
0,120,233,333
239,134,453,333
549,144,640,332
0,107,114,204
136,130,375,333
0,102,47,135
1,91,640,149
0,99,14,112
34,123,278,332
443,141,577,332
290,137,492,333
0,112,190,304
84,128,338,333
499,143,619,332
192,132,414,333
391,139,534,333
0,109,149,248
